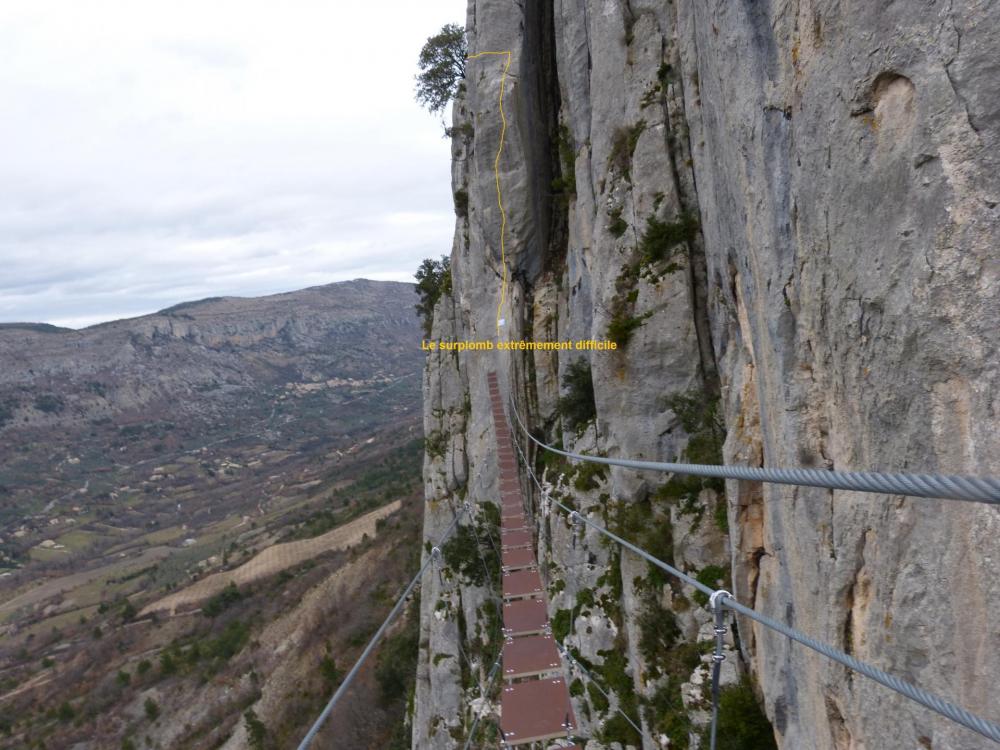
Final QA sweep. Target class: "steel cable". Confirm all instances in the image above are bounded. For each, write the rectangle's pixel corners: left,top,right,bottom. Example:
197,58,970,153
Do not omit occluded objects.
556,640,643,738
708,593,730,750
463,656,502,750
510,427,713,598
463,501,507,717
297,509,465,750
507,421,1000,745
440,557,480,740
464,503,499,600
507,400,1000,504
719,594,1000,744
478,507,502,561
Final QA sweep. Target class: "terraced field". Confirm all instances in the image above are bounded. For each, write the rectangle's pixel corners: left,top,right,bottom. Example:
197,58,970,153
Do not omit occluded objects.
141,500,401,616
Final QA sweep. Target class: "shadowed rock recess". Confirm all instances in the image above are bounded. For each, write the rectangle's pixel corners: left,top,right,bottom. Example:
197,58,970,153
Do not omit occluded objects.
415,1,999,749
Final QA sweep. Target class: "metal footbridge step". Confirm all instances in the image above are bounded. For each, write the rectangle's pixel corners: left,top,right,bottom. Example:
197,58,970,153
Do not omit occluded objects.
488,371,577,746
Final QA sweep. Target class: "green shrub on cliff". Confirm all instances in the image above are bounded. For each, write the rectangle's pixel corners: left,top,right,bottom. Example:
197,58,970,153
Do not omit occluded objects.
708,677,778,749
551,123,577,202
608,206,628,237
692,565,729,606
441,520,498,588
453,188,468,218
557,359,597,431
607,120,647,180
606,307,653,347
656,389,728,530
638,212,699,271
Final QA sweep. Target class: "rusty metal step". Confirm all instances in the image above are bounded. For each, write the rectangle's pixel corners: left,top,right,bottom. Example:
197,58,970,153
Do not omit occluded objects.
501,513,528,532
500,528,532,550
502,634,562,680
502,597,549,637
502,568,543,600
500,678,576,745
502,547,536,572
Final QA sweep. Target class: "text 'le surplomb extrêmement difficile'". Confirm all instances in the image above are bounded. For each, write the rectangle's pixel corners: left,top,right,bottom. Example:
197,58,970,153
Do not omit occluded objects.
421,339,619,352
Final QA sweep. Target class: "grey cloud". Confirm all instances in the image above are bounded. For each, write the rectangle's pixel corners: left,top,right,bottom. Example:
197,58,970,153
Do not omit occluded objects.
155,39,248,70
0,1,464,327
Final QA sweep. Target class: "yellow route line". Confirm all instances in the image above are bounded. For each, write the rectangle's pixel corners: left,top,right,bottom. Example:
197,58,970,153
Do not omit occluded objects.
466,49,512,337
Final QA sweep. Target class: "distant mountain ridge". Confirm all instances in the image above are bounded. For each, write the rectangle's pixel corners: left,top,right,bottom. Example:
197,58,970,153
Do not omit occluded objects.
0,278,406,332
0,277,423,527
0,278,420,429
0,323,74,334
0,274,423,564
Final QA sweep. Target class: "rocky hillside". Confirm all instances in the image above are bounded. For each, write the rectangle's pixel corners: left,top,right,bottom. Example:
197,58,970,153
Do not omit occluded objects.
0,278,418,438
415,3,999,750
0,279,427,748
0,278,419,535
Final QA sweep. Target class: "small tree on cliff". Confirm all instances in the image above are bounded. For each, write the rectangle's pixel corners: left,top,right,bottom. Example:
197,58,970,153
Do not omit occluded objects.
415,256,452,336
415,24,467,114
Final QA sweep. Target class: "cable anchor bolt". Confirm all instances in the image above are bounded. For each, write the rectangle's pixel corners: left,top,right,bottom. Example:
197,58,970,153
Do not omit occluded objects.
709,589,732,614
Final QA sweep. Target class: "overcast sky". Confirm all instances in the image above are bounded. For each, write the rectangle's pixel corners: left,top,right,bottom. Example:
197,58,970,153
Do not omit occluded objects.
0,0,464,328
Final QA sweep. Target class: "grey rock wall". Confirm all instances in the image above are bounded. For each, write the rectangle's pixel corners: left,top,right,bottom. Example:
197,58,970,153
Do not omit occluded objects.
677,2,1000,748
415,1,1000,749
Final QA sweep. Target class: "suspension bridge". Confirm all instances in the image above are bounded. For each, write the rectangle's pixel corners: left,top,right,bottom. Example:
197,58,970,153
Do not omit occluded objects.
294,30,1000,747
295,368,1000,749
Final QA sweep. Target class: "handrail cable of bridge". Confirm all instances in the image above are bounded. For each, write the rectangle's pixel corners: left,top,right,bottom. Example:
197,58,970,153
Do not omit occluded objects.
505,399,1000,505
505,409,1000,746
437,543,486,741
296,509,466,750
464,499,501,608
555,638,643,737
459,499,507,741
462,656,503,750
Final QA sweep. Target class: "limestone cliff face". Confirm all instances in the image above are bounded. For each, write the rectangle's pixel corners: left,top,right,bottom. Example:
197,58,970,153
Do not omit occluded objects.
415,2,999,749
